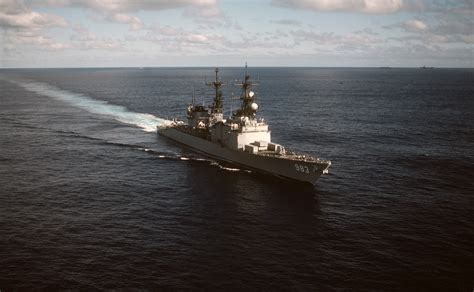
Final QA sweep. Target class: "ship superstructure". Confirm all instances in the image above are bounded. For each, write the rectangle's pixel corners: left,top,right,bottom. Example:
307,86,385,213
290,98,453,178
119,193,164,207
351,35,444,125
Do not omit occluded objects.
158,66,331,185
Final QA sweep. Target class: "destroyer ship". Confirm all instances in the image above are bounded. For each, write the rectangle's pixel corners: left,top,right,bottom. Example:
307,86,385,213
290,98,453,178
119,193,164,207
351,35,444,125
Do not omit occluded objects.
158,66,331,185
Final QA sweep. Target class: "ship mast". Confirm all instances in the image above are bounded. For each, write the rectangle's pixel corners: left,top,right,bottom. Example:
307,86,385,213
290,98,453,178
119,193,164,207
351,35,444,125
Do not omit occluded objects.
235,63,259,118
206,68,224,114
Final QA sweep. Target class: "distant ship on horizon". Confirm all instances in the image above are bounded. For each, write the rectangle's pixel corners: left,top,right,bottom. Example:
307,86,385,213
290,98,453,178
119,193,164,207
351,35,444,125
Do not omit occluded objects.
158,65,331,185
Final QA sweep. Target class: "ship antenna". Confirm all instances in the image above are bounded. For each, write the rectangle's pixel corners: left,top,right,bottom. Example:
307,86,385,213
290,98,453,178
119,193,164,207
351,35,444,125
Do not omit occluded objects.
192,85,195,106
215,68,219,102
233,63,260,118
243,62,249,98
206,67,224,114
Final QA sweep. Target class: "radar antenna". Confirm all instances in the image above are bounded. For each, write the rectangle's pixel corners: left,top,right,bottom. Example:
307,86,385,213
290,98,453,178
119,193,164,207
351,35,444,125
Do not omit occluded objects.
206,68,224,114
234,63,259,118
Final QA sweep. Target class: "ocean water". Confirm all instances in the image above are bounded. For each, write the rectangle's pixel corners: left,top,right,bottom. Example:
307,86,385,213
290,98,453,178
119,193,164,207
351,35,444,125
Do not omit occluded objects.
0,67,473,290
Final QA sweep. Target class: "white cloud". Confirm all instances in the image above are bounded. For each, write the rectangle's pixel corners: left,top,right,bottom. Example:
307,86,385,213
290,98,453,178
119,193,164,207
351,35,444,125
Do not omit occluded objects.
149,24,181,36
272,0,407,14
107,13,143,30
183,4,223,18
30,0,217,13
0,11,66,28
70,26,124,50
140,23,297,55
386,14,473,45
291,29,382,46
185,34,208,43
141,27,215,52
0,0,69,53
182,2,241,31
0,0,66,29
402,19,427,32
26,0,220,30
3,30,71,51
71,25,97,41
2,0,472,67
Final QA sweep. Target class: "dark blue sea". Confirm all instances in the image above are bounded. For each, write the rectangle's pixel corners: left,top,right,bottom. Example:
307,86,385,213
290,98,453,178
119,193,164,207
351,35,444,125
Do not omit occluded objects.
0,67,473,290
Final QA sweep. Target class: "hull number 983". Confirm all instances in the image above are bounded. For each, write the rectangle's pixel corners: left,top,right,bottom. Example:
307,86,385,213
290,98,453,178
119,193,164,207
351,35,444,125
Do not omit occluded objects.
294,164,310,173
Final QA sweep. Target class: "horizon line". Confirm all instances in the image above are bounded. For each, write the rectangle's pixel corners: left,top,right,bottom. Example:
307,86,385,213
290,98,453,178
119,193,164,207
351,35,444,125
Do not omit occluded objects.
1,66,473,70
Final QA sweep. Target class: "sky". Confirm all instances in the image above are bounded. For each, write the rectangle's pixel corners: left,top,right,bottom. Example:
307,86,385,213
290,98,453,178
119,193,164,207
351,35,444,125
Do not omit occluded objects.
0,0,472,68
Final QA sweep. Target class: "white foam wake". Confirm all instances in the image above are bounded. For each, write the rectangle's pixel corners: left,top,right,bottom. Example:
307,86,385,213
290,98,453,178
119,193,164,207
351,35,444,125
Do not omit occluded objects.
12,80,172,132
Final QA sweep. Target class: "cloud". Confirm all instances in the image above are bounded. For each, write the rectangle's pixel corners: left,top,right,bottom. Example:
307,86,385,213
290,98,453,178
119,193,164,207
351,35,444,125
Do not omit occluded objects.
182,2,241,31
183,4,223,18
271,0,409,14
27,0,220,30
0,11,66,28
141,26,218,52
0,0,69,52
29,0,217,13
385,14,473,45
0,0,66,29
185,34,208,43
402,19,427,32
2,29,71,51
421,0,473,14
424,6,474,44
354,28,378,35
70,25,124,50
140,24,296,55
431,15,473,36
291,29,382,46
0,0,27,14
152,24,180,36
106,13,143,30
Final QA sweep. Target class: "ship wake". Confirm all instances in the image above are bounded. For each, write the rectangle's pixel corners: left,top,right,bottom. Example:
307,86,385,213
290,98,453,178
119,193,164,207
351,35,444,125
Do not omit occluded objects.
137,147,250,173
7,79,251,175
11,80,171,132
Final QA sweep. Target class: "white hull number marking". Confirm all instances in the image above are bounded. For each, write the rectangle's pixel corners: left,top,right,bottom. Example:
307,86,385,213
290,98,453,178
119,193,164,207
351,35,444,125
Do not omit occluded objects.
294,164,310,173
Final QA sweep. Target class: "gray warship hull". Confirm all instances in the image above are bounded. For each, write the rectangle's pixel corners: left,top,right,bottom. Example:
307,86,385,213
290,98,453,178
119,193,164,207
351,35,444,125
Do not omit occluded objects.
159,126,330,185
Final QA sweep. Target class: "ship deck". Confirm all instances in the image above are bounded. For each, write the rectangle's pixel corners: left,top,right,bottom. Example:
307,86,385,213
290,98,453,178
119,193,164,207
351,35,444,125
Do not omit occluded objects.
166,125,329,164
256,150,328,163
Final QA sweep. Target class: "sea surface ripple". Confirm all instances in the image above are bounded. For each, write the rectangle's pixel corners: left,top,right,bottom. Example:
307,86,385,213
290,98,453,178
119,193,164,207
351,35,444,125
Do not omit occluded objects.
0,67,473,290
